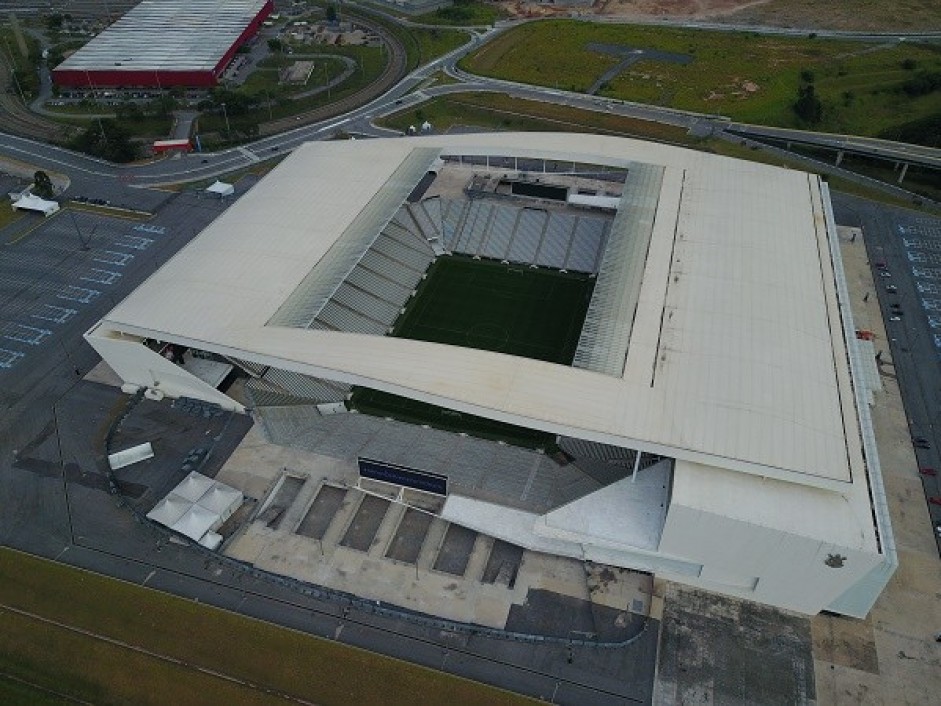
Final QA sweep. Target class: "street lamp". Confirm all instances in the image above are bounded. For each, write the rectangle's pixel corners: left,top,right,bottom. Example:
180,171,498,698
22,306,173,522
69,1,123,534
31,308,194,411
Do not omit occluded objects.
263,89,273,121
220,101,231,137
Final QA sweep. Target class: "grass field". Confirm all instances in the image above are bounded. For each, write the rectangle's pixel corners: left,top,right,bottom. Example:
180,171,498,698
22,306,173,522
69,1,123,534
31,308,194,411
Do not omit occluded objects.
0,548,537,706
0,201,24,231
725,0,941,32
415,1,507,27
460,21,941,141
395,257,593,363
351,256,594,448
378,92,930,209
382,92,692,142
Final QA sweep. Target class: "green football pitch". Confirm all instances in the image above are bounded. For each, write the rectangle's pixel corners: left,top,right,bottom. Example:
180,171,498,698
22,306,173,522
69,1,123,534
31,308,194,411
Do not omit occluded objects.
351,256,594,447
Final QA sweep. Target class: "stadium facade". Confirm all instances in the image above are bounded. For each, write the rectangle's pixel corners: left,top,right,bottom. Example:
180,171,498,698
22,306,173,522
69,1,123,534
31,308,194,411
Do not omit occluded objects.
52,0,273,89
85,134,896,617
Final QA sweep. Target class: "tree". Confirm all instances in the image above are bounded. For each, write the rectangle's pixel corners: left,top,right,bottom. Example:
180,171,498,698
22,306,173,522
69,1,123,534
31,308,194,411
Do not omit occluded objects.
69,120,138,163
326,4,338,22
33,170,54,199
267,37,283,53
794,84,823,125
46,14,63,31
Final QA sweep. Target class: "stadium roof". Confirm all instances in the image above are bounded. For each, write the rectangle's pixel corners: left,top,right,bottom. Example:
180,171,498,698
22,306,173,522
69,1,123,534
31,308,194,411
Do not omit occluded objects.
98,133,865,494
55,0,269,73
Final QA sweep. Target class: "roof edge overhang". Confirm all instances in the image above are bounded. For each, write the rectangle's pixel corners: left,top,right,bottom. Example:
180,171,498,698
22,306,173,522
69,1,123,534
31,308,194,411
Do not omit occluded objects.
91,320,856,494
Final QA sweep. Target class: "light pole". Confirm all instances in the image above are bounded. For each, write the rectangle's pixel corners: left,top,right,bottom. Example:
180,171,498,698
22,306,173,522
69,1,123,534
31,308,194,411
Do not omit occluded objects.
263,89,272,121
220,101,231,137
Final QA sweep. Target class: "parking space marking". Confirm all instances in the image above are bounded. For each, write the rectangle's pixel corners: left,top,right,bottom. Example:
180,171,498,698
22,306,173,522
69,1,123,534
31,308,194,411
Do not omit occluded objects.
917,282,941,295
0,348,24,369
115,235,153,250
57,286,101,304
94,250,135,266
899,224,941,238
81,268,122,285
32,305,77,324
3,324,51,346
912,267,941,280
133,224,166,235
922,298,941,312
906,251,941,265
903,238,941,251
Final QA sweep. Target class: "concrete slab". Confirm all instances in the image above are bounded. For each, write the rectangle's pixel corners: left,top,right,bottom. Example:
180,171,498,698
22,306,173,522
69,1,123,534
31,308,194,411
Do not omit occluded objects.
433,523,477,576
385,507,434,564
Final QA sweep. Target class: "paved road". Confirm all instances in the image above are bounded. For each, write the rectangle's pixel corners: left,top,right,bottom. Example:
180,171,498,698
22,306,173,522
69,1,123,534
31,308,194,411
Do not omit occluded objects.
3,22,938,197
832,192,941,550
725,123,941,170
0,179,658,705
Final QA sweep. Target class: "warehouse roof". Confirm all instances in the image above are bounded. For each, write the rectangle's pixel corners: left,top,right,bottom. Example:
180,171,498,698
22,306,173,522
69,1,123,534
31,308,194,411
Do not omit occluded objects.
55,0,269,73
97,133,866,493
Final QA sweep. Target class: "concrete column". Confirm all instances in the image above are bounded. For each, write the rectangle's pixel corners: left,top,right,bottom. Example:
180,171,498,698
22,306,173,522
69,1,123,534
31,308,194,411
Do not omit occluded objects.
835,150,844,166
898,162,909,184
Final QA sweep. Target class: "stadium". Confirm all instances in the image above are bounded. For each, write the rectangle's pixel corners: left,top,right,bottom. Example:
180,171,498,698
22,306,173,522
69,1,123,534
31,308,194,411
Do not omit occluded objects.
52,0,273,89
85,133,896,617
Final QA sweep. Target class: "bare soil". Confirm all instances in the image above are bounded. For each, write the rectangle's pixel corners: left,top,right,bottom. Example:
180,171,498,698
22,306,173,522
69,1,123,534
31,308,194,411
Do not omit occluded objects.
496,0,941,32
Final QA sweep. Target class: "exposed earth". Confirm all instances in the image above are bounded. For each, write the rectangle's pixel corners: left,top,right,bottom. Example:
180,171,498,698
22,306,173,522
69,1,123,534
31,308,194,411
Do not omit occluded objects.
497,0,941,32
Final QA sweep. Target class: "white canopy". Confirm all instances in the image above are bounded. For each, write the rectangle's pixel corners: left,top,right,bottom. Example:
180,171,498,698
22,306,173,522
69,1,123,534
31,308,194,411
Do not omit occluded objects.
146,493,190,527
146,471,243,545
198,484,242,519
12,193,60,216
206,180,234,197
174,471,214,502
170,504,218,542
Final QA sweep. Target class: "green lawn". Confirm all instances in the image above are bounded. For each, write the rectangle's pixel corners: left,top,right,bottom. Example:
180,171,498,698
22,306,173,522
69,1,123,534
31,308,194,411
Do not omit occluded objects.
0,548,537,706
0,201,24,230
351,257,594,448
381,92,693,142
410,26,469,65
460,21,941,142
393,256,593,364
415,1,507,27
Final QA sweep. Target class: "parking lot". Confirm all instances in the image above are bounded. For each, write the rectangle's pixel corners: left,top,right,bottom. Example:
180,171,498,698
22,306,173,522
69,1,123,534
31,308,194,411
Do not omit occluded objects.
833,192,941,547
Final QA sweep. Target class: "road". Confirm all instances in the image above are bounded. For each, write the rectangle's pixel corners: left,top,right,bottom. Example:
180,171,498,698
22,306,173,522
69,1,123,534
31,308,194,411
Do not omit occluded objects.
1,23,938,197
833,193,941,549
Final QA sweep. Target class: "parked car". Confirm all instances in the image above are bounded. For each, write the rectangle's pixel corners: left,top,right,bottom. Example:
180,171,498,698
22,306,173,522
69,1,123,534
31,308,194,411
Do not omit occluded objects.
886,285,898,293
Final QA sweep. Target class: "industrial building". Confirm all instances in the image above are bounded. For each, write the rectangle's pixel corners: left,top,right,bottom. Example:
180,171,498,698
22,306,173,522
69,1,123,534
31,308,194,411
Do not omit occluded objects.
85,133,897,617
52,0,273,88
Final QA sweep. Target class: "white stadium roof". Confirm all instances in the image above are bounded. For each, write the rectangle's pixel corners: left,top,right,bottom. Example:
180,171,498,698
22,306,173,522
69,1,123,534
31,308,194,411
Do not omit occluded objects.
99,133,865,494
55,0,269,73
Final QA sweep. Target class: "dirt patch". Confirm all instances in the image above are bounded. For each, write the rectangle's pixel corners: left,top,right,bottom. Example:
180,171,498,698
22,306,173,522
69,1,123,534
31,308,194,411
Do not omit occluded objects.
497,0,941,31
811,613,879,674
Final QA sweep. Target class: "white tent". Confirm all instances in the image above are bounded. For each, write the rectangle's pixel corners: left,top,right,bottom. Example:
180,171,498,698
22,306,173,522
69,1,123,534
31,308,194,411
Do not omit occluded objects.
197,484,242,523
146,493,190,527
145,471,243,546
174,471,214,502
170,504,218,542
205,180,234,198
12,193,60,216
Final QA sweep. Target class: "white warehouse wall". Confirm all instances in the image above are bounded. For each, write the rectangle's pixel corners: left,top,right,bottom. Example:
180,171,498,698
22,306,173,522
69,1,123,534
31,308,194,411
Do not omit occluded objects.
658,501,883,616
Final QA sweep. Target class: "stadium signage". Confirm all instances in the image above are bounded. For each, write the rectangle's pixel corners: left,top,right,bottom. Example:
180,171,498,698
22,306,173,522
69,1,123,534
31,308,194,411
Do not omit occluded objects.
358,457,448,495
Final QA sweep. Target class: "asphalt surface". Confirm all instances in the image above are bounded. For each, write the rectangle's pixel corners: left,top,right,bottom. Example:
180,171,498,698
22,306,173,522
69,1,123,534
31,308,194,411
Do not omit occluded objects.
2,15,940,702
2,24,936,193
832,192,941,549
0,177,658,704
2,380,659,706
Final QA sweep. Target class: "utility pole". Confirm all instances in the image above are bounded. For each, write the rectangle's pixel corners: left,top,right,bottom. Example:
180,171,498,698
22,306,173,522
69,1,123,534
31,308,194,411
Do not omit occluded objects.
220,101,231,136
